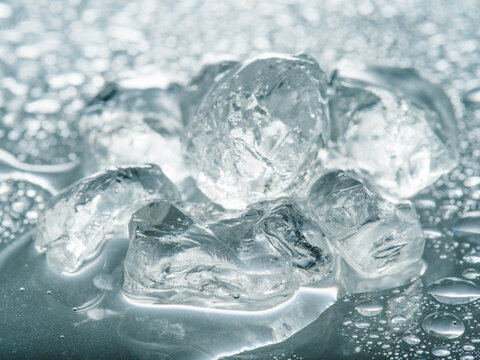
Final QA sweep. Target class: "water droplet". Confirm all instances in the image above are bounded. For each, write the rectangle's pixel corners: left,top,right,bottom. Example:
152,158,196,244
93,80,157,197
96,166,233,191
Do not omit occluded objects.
452,215,480,242
390,315,407,324
463,343,475,351
422,312,465,339
460,355,475,360
431,346,450,357
354,299,383,317
19,287,25,292
402,333,421,345
462,268,480,280
423,228,442,239
427,277,480,304
463,254,480,264
354,321,370,329
463,87,480,108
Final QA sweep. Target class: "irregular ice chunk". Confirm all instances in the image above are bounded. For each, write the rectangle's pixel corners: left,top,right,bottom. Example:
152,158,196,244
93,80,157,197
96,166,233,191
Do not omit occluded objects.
185,54,329,209
123,198,333,310
308,170,424,278
35,164,180,273
328,63,458,199
180,60,239,126
79,82,188,183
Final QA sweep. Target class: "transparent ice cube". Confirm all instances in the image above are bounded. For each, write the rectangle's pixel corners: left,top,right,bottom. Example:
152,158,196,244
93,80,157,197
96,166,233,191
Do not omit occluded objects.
185,54,329,209
308,170,424,278
180,60,239,126
123,198,333,310
35,164,180,273
79,82,188,183
328,63,458,199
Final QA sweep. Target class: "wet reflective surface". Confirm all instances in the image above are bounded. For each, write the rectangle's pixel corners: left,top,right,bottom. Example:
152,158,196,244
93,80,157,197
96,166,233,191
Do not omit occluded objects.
2,0,480,359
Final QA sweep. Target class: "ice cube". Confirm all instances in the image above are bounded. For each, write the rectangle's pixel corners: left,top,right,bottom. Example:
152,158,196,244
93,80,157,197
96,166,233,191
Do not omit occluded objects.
328,63,458,199
123,198,333,310
185,54,329,209
79,82,188,183
180,60,239,126
35,164,180,273
308,170,424,278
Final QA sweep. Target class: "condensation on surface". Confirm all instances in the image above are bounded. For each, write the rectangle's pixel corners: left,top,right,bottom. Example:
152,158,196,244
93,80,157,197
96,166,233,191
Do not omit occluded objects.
1,0,480,359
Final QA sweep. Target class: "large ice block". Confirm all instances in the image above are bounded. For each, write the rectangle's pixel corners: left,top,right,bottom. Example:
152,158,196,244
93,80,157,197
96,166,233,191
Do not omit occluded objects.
328,63,458,199
123,198,333,310
35,164,180,273
308,170,424,278
79,82,188,183
185,54,329,209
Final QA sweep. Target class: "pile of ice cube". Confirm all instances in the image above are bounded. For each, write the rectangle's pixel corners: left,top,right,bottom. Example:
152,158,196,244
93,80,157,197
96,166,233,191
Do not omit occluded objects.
35,54,458,310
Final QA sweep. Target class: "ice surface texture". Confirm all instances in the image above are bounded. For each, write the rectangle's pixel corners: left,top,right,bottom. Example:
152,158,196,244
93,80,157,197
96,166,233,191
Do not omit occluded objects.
79,82,188,183
180,60,239,126
328,63,458,199
185,54,329,209
123,198,333,310
308,170,424,278
35,164,180,273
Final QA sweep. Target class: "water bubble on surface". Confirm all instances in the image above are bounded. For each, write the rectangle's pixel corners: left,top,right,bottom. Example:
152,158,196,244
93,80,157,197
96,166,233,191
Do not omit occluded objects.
402,333,421,345
431,346,451,357
463,254,480,264
463,87,480,108
354,299,383,317
452,214,480,242
422,312,465,339
462,268,480,280
390,315,407,324
427,277,480,304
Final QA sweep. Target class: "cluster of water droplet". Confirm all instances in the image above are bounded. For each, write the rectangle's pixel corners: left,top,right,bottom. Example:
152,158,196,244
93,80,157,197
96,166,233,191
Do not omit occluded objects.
0,178,51,249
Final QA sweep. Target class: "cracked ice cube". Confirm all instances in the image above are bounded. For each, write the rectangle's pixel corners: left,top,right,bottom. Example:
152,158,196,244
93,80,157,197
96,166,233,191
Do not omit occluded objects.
185,54,329,209
123,198,333,310
328,63,458,199
308,170,424,278
35,164,180,273
79,82,188,183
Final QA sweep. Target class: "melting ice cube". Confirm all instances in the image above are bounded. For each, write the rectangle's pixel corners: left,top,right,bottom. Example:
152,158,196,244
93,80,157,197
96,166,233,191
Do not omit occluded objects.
123,198,333,310
79,82,188,183
35,164,180,273
185,54,329,209
308,170,424,278
328,63,458,199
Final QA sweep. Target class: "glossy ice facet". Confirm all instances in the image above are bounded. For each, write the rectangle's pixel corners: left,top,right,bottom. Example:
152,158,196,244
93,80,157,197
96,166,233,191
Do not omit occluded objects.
185,54,329,209
123,198,333,310
79,82,188,183
308,170,424,278
180,60,239,126
35,164,180,273
328,63,458,199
